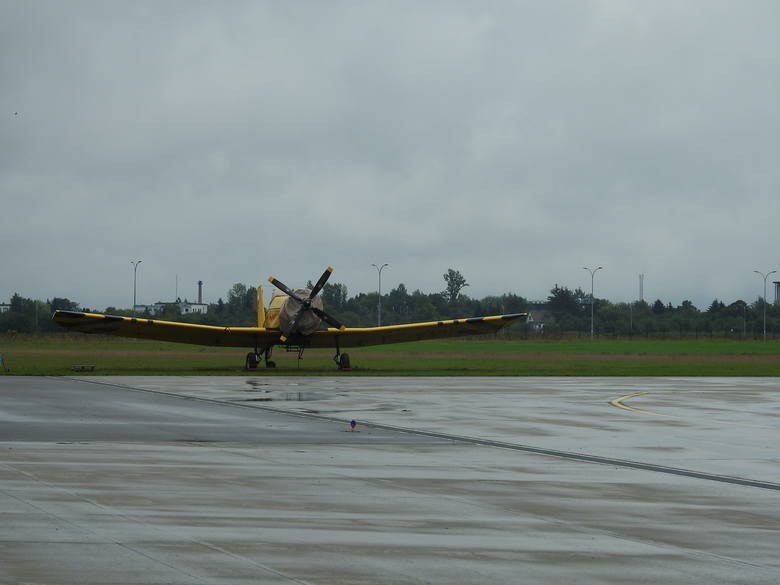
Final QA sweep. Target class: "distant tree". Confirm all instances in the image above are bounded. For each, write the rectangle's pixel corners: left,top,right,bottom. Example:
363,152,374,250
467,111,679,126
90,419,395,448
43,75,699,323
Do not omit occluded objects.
227,283,248,306
410,289,439,321
443,269,469,303
155,303,182,321
322,282,348,310
726,300,749,321
547,285,580,317
9,293,26,313
477,293,527,316
221,283,257,324
0,293,47,332
672,300,700,336
384,283,411,323
5,277,775,338
103,307,134,316
545,285,587,332
50,297,79,312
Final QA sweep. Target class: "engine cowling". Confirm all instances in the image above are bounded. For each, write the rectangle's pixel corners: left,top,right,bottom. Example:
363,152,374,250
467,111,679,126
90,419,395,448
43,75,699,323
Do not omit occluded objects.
279,288,324,336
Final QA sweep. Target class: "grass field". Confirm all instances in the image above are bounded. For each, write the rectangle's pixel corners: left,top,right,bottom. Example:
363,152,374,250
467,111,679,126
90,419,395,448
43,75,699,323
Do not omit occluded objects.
2,333,780,376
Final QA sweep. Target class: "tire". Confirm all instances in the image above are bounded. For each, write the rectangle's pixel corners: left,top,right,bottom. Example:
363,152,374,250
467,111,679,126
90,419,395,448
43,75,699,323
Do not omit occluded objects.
245,353,260,370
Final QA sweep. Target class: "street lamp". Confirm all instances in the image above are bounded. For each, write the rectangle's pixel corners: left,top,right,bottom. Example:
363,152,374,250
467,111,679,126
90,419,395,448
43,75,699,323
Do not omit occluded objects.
739,300,747,339
371,263,388,326
583,266,603,339
131,260,142,314
753,269,776,341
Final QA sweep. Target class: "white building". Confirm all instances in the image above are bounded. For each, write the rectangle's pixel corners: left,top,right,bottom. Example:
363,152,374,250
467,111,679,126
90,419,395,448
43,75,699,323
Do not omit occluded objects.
149,300,208,315
180,300,208,314
0,303,10,313
135,282,208,316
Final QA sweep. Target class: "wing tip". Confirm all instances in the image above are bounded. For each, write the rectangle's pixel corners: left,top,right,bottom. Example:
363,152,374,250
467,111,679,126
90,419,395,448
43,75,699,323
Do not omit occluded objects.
505,312,528,319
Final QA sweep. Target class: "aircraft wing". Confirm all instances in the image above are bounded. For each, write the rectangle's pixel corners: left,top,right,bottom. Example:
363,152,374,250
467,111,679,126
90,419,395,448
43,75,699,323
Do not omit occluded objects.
51,310,279,348
52,310,526,350
304,313,527,348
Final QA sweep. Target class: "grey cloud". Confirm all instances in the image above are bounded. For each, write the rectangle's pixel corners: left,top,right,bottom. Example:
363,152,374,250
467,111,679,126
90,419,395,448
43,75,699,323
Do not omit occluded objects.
2,1,779,311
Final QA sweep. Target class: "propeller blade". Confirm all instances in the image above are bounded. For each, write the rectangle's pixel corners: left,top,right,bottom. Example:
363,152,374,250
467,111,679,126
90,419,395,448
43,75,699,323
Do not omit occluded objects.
309,266,333,299
268,276,306,303
312,306,345,330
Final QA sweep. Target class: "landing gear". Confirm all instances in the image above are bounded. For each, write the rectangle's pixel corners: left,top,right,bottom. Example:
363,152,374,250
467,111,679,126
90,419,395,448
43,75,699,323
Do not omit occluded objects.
263,347,276,368
245,352,260,370
333,342,351,371
332,339,351,371
245,348,276,370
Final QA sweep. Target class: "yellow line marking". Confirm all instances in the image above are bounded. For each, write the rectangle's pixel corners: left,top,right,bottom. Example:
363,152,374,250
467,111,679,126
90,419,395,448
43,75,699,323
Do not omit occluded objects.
609,391,658,415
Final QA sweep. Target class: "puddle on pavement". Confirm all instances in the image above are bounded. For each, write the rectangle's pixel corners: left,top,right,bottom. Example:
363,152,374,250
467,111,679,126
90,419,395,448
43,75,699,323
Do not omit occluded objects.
242,380,329,402
245,380,270,390
242,390,327,402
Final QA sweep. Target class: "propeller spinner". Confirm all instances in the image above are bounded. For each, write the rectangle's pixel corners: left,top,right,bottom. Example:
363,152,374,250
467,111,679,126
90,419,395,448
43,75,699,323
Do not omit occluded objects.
268,267,345,342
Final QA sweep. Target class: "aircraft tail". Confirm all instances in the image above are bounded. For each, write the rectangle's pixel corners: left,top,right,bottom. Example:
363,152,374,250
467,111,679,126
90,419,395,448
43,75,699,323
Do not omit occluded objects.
256,285,266,327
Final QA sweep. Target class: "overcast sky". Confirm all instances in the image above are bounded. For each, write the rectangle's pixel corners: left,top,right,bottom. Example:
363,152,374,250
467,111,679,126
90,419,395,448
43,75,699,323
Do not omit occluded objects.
2,1,779,312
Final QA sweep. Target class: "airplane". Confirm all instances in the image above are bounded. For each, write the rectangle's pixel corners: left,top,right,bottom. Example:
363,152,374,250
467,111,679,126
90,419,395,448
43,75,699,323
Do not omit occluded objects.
52,267,527,370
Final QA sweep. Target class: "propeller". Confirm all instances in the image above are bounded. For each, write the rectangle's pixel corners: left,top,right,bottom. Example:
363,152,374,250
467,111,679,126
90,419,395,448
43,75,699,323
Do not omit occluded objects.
310,306,344,329
268,266,345,342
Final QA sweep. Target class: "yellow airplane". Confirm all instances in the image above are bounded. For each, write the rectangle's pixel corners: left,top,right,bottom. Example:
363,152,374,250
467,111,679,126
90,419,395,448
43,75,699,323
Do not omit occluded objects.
52,267,527,370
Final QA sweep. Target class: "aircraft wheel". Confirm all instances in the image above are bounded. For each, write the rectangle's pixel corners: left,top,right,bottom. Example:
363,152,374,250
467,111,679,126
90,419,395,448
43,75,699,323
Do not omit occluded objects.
245,352,260,370
339,353,351,370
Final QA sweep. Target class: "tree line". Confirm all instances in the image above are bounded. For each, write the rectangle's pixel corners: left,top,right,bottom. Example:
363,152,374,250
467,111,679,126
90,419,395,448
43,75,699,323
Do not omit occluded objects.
543,284,774,339
2,269,778,338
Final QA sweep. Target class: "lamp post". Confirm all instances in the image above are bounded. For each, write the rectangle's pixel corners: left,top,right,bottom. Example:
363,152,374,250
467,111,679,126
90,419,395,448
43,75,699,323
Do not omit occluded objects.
371,263,388,326
753,269,776,341
131,260,142,314
739,300,747,339
583,266,603,340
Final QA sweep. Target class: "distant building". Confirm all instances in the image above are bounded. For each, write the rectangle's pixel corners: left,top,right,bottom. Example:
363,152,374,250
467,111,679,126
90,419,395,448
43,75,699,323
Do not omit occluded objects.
180,300,208,315
525,311,546,333
149,299,208,315
0,303,10,314
173,281,208,314
136,281,208,315
525,302,550,334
